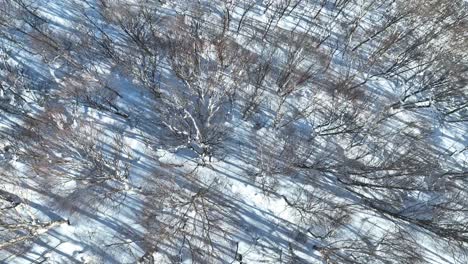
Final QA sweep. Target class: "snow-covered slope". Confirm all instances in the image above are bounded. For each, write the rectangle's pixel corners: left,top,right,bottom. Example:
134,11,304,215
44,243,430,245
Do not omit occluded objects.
0,0,467,263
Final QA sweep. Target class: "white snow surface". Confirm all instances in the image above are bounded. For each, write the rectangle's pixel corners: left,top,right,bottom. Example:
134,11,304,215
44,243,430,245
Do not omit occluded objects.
0,0,467,263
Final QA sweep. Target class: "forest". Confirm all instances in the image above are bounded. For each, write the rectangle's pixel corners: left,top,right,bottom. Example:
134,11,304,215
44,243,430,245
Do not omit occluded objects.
0,0,467,263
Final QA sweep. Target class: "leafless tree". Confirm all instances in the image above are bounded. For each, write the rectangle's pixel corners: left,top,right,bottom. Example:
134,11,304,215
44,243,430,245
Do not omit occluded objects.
153,15,249,163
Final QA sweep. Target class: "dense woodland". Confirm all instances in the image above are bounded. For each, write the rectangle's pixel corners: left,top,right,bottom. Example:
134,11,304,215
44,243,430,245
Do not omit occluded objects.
0,0,467,263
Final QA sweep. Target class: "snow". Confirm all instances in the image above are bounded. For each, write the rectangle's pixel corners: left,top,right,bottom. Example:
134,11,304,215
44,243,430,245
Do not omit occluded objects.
0,0,467,263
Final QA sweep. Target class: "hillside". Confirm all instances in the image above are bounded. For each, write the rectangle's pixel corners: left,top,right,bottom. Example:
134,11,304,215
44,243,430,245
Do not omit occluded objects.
0,0,467,263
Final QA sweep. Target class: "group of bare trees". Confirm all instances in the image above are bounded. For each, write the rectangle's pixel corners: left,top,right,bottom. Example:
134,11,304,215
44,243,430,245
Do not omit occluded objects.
0,0,467,263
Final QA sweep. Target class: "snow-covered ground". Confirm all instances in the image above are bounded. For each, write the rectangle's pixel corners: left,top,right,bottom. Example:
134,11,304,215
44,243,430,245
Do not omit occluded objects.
0,0,467,263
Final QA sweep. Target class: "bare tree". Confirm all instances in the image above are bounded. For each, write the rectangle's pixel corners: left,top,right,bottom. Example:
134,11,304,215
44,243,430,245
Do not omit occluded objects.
154,15,249,163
